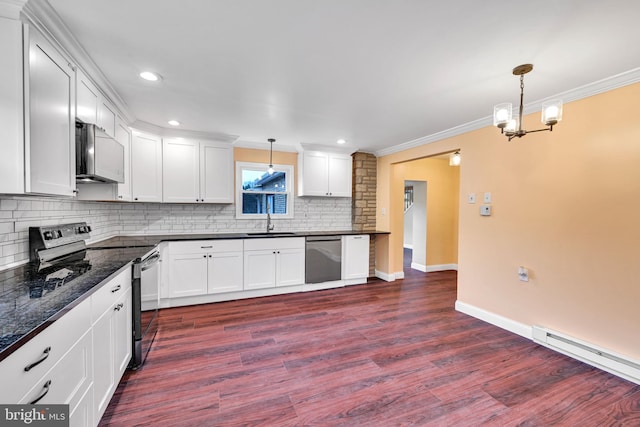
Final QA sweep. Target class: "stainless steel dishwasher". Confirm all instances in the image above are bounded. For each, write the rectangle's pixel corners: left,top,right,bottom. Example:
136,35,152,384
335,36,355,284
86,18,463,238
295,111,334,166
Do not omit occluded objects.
305,236,342,283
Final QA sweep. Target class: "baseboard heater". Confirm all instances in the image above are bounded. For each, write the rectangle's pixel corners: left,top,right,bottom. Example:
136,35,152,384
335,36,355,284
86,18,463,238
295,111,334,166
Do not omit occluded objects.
532,326,640,385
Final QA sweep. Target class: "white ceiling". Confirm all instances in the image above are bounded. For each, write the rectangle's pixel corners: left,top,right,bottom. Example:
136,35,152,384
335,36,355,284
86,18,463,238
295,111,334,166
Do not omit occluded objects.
44,0,640,154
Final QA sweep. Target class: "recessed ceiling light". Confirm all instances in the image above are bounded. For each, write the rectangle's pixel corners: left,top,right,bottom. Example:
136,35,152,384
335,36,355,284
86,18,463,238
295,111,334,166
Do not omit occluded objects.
139,71,161,81
336,139,346,144
168,120,180,126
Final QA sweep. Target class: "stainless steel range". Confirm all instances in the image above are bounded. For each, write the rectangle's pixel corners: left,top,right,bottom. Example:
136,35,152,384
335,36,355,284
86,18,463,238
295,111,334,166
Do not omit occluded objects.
29,222,159,369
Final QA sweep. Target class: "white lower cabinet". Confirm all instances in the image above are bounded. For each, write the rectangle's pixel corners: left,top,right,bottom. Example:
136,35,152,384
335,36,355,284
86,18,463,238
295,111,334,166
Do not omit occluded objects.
244,238,305,289
168,240,243,298
0,296,93,424
91,268,132,425
342,235,370,281
0,266,132,427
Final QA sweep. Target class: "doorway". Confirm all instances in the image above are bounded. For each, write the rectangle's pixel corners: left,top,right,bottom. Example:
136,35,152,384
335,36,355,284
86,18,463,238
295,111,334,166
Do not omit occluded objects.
403,180,427,271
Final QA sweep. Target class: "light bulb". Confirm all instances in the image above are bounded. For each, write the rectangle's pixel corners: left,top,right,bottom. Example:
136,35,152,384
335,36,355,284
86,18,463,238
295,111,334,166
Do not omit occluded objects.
505,119,517,133
449,152,461,166
496,109,509,122
268,165,274,175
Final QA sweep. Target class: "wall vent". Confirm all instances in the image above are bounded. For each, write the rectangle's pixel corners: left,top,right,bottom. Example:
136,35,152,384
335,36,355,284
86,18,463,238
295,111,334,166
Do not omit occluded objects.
532,326,640,385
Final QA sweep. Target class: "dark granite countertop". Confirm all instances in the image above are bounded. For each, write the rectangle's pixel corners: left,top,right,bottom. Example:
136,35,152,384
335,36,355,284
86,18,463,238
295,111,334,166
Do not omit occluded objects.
0,246,153,362
88,230,390,248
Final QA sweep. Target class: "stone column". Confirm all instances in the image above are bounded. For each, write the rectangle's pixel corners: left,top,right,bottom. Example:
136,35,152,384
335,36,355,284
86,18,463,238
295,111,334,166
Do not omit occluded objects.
351,152,377,276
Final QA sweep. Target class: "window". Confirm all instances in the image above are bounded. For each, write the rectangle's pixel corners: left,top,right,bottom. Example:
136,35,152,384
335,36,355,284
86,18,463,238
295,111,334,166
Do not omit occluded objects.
236,162,294,219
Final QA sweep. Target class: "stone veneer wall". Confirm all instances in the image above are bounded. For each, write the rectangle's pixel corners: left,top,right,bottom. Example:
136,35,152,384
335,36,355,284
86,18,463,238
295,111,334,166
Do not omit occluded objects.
351,152,377,276
0,196,351,270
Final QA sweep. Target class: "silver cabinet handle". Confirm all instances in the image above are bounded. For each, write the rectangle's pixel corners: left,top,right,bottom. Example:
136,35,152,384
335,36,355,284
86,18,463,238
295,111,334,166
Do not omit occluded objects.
111,284,121,293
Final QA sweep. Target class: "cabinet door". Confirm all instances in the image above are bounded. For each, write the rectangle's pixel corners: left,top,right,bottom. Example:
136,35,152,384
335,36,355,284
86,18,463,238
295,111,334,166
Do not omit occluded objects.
300,152,329,196
342,235,370,280
200,141,233,203
76,69,99,125
163,138,200,203
0,18,24,194
92,307,115,419
26,29,76,196
114,287,132,377
208,251,243,294
98,99,116,137
276,248,305,287
131,132,162,202
168,252,208,297
19,330,92,407
115,118,132,201
327,153,352,197
244,250,276,289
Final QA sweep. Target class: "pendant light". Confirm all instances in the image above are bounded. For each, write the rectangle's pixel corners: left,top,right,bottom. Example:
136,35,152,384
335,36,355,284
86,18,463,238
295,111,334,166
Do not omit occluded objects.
493,64,563,141
267,138,275,175
449,151,461,166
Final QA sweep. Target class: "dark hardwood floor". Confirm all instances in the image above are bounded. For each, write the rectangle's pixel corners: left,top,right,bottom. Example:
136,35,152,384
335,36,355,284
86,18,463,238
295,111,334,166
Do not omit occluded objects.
100,266,640,426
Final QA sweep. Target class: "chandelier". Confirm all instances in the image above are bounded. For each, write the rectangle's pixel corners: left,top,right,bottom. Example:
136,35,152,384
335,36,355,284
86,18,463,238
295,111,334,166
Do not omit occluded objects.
267,138,275,175
493,64,562,141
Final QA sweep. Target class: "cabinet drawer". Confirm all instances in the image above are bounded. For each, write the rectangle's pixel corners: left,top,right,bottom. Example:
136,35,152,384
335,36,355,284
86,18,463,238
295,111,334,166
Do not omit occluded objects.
170,239,243,254
91,267,131,323
0,297,91,403
244,237,305,251
19,329,92,407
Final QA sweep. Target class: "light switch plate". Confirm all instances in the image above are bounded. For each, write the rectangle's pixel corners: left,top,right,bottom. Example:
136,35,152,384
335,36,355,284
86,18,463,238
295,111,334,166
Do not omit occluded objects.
468,193,476,204
484,192,492,203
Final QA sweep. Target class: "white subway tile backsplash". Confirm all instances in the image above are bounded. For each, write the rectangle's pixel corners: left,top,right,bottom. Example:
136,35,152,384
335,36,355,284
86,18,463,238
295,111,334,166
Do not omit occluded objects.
0,195,352,269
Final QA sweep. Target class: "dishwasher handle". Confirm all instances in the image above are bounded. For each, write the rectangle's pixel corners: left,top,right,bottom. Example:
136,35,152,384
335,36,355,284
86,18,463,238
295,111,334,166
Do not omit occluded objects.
306,236,342,242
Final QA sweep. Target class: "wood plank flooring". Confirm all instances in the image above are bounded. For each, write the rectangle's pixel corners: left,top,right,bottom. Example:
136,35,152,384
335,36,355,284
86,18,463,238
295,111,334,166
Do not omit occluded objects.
100,269,640,426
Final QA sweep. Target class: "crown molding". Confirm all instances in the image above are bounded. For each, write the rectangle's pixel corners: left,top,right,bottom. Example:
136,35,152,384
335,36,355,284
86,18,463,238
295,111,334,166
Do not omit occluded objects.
233,140,299,153
21,0,135,124
375,67,640,158
130,120,239,143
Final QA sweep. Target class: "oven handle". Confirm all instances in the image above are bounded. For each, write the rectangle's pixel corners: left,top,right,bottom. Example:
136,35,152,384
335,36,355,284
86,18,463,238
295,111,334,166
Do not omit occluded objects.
141,252,160,272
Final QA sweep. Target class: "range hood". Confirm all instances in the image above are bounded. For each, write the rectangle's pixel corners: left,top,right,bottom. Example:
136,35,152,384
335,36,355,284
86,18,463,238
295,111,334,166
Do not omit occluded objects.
76,121,125,183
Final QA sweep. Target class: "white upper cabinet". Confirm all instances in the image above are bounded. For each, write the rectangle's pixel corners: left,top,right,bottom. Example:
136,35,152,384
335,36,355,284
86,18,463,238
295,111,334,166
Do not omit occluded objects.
200,141,233,203
162,138,200,203
131,131,163,202
298,151,352,197
97,99,116,137
25,27,76,197
115,117,132,201
76,68,99,125
76,68,117,137
162,138,233,203
0,17,24,194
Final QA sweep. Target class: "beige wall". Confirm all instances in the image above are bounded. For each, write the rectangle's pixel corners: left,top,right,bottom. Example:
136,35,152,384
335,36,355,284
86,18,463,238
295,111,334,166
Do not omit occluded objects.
376,82,640,359
396,157,459,267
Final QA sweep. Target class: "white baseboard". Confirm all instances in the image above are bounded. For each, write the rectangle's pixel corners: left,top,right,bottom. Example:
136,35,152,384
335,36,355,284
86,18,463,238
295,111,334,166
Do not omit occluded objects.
426,263,458,272
455,300,532,339
375,270,404,281
456,300,640,385
410,262,427,272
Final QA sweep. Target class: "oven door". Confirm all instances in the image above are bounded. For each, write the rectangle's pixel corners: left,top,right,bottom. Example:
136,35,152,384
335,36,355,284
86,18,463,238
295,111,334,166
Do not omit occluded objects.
131,250,160,369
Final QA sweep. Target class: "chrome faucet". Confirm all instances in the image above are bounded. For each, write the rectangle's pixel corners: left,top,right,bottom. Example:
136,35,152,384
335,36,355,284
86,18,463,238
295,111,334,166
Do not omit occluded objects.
266,200,274,233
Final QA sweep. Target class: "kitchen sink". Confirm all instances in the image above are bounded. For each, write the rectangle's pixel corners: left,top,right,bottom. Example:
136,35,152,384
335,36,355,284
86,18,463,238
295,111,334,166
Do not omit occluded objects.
246,232,298,237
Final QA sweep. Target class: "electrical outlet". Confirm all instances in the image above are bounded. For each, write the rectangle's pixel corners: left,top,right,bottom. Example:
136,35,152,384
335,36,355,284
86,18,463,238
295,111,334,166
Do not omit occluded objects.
518,266,529,282
484,192,492,203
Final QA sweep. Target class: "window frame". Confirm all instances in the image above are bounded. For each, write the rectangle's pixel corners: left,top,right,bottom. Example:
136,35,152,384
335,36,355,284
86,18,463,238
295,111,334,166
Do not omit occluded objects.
235,161,294,219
